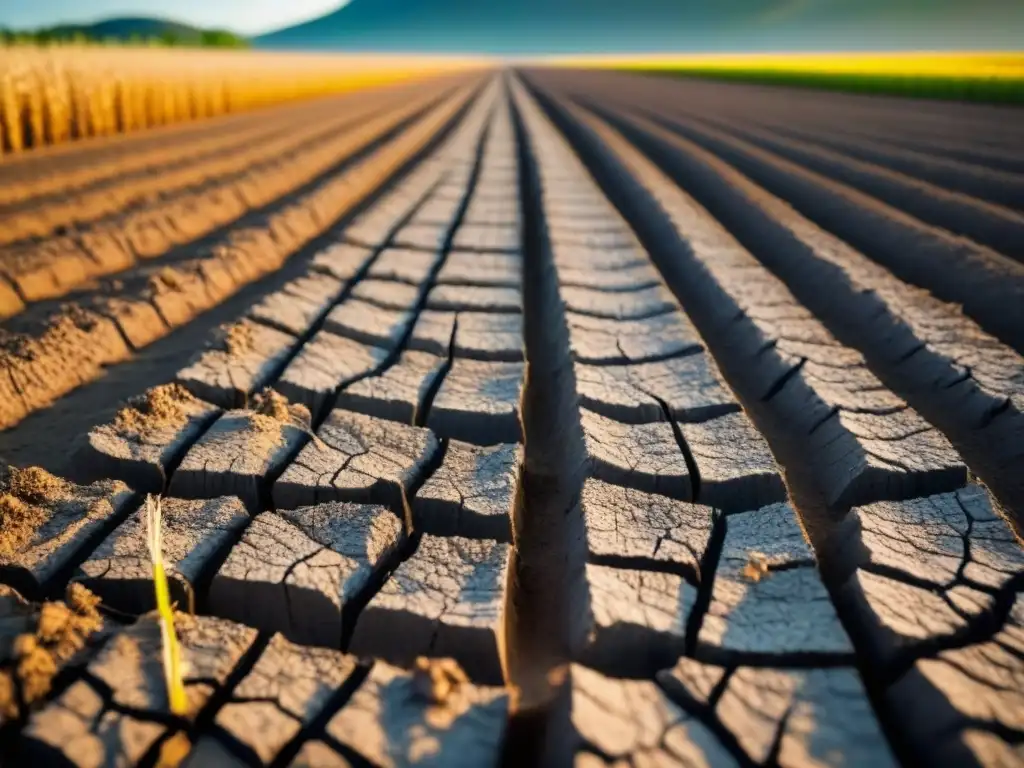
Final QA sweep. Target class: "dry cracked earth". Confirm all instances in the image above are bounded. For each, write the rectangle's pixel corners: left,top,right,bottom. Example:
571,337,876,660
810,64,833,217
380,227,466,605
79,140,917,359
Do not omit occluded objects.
0,69,1020,767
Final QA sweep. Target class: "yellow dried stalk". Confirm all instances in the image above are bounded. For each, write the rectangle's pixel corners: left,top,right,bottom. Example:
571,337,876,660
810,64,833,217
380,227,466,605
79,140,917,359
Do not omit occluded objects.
0,46,484,154
144,494,188,717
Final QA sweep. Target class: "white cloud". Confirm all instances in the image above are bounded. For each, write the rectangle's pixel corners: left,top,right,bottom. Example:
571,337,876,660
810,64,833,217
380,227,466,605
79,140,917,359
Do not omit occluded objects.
177,0,349,34
5,0,350,35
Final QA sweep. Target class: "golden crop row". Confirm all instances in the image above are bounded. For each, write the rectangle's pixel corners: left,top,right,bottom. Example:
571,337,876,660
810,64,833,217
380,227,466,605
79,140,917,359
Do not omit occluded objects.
0,46,484,154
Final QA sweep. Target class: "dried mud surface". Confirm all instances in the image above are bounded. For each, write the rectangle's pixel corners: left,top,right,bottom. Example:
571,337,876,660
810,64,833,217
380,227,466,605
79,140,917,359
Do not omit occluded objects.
0,70,1021,767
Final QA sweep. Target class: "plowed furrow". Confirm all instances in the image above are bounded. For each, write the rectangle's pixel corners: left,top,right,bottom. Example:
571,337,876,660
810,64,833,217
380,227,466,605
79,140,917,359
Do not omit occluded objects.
0,88,405,219
750,114,1024,177
0,86,429,207
0,81,468,318
581,103,1024,532
520,70,1024,768
0,88,404,247
4,78,524,762
648,110,1024,262
546,91,966,512
873,133,1024,176
2,70,1022,768
0,79,481,435
736,118,1024,213
513,76,907,766
1,75,537,765
522,70,1024,768
564,89,1024,356
562,72,1024,154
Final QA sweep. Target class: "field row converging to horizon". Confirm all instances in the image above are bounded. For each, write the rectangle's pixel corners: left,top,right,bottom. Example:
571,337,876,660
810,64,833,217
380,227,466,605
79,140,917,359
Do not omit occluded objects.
2,49,1020,160
0,69,1020,767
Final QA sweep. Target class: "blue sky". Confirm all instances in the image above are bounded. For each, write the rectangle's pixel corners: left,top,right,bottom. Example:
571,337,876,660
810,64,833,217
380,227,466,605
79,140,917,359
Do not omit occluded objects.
1,0,348,34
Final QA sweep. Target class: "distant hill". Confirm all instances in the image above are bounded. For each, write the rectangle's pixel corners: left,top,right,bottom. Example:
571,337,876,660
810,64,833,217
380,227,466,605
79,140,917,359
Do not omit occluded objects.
2,17,248,47
52,17,204,41
256,0,1024,53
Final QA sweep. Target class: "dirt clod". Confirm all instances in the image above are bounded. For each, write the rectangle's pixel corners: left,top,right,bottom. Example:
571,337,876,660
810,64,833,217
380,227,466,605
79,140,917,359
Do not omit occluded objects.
0,496,46,560
15,635,58,706
37,584,103,659
412,656,469,705
251,388,313,433
0,671,16,720
67,582,103,617
223,322,255,357
113,383,201,434
252,389,294,422
0,583,104,721
5,465,68,505
150,267,183,295
0,466,69,559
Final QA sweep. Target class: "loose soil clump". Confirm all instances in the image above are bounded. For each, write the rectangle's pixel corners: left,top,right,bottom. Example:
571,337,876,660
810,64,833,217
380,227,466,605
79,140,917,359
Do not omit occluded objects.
0,583,104,721
250,388,314,444
112,384,204,435
0,467,69,560
223,322,255,357
149,267,184,295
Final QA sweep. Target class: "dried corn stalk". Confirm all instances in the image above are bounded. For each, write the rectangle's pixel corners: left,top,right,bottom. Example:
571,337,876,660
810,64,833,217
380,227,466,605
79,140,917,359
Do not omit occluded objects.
143,493,188,716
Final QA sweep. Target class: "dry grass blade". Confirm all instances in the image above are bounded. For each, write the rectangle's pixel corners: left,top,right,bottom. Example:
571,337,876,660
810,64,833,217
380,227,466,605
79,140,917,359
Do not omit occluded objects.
144,494,188,717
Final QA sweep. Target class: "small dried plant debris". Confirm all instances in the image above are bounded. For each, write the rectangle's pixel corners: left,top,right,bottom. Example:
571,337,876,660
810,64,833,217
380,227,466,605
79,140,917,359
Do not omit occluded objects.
144,495,188,717
742,551,771,582
412,656,469,705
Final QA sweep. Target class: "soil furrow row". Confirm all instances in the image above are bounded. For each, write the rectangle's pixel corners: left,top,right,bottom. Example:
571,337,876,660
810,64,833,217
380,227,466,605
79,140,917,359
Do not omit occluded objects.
0,79,479,435
655,109,1024,262
0,84,434,206
0,82,463,317
4,77,521,766
581,102,1024,532
525,71,1024,768
634,107,1024,354
513,75,902,767
0,89,401,249
615,73,1024,153
0,88,417,214
558,96,967,511
737,117,1024,213
528,74,1024,354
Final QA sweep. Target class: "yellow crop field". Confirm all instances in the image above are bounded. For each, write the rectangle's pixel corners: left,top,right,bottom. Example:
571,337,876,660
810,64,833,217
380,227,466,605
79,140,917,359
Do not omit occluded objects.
0,46,483,154
545,51,1024,103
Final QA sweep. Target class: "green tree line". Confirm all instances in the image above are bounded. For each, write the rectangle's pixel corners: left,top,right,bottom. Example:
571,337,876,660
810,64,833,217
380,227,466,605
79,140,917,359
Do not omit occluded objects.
0,26,250,48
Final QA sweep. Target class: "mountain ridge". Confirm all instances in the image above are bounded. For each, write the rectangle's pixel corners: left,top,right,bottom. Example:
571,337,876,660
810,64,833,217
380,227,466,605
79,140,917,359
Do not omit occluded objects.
255,0,1024,53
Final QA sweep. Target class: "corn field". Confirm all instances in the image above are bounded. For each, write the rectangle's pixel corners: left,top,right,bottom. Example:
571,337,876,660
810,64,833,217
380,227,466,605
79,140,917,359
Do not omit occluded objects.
0,46,479,154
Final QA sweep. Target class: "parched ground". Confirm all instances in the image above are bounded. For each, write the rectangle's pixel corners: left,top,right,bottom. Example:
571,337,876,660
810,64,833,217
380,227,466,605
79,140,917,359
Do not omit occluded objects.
0,68,1021,766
